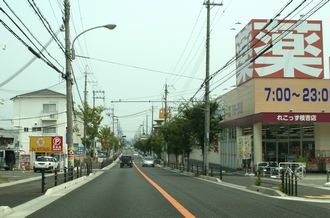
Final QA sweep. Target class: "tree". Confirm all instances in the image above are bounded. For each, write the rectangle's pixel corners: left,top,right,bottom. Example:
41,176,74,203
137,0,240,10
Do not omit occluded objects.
160,116,191,164
179,100,222,154
76,103,104,157
98,126,112,157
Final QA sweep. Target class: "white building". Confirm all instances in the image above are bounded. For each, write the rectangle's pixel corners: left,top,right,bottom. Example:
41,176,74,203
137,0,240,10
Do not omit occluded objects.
11,89,83,168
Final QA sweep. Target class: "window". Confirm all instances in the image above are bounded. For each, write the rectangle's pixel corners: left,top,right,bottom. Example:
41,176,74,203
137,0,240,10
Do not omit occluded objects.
32,127,42,132
43,104,56,113
43,127,56,134
24,127,29,132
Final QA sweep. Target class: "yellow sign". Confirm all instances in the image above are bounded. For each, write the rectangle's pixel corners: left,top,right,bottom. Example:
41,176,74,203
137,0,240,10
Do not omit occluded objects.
222,78,330,121
159,108,171,119
30,136,52,152
30,136,63,153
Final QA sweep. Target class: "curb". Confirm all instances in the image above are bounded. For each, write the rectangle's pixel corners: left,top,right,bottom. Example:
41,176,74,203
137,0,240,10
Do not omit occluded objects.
247,185,286,197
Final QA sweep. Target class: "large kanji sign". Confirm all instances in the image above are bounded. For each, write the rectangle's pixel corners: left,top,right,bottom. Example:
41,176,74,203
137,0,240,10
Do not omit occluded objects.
235,19,324,86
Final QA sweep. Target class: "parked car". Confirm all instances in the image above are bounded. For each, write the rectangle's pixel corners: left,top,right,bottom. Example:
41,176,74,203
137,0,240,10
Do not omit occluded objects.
33,156,59,172
142,156,155,167
120,155,133,168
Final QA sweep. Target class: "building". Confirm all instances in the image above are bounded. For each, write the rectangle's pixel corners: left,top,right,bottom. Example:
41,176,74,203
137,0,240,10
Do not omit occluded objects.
219,19,330,171
10,89,82,169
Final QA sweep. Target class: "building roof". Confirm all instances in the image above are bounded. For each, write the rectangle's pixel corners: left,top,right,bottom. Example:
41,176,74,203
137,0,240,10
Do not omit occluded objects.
11,89,66,100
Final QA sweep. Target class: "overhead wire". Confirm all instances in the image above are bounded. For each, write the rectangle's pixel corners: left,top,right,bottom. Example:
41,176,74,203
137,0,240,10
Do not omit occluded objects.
2,0,64,71
0,17,64,78
210,0,328,94
27,0,65,54
76,55,203,80
179,0,319,111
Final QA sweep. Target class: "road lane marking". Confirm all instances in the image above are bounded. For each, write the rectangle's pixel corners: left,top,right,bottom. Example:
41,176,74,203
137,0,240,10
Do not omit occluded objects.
305,195,330,199
133,162,195,218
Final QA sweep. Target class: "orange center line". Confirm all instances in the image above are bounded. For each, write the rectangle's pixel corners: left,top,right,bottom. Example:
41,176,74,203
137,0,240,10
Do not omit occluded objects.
133,161,196,218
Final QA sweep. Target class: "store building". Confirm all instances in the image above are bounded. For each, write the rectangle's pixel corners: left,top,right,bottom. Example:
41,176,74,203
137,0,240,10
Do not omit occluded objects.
219,19,330,171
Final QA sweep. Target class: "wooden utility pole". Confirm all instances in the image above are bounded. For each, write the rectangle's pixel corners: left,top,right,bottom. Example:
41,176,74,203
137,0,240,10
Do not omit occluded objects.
64,0,73,167
203,0,222,175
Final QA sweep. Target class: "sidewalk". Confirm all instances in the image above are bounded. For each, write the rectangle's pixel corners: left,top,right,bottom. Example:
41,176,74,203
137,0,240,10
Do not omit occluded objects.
165,166,330,200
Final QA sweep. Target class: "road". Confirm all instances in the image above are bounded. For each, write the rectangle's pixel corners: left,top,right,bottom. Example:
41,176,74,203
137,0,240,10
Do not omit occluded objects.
28,159,330,218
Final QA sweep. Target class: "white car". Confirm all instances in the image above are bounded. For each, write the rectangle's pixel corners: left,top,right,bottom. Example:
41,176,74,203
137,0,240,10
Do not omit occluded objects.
33,156,59,172
142,156,155,167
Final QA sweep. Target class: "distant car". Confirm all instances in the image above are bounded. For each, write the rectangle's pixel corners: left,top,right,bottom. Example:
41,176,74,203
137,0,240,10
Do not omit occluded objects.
120,155,133,168
33,156,59,172
142,156,155,167
133,152,139,157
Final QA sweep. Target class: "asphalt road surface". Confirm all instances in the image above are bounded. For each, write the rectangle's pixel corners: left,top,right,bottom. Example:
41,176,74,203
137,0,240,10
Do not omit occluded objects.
28,160,330,218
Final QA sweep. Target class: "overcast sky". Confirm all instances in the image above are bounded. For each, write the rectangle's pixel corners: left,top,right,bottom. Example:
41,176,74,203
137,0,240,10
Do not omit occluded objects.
1,0,329,139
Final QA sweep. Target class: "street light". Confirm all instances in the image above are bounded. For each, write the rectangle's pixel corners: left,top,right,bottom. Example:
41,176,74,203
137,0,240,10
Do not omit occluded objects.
71,24,117,59
65,21,116,167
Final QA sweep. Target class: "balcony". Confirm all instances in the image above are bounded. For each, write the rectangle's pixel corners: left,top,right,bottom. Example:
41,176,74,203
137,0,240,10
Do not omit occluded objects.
41,111,58,121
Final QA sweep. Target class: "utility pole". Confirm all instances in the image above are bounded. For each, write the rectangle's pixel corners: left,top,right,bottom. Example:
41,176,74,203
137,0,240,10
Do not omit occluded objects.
64,0,73,167
83,69,89,153
164,83,169,163
151,105,154,134
92,90,105,108
203,0,222,175
146,114,148,135
164,83,168,123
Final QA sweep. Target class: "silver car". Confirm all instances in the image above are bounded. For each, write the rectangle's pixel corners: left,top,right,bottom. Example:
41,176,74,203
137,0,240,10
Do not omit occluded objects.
142,156,155,167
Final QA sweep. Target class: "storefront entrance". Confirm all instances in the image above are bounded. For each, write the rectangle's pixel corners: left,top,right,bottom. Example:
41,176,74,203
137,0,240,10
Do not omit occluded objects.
262,124,314,163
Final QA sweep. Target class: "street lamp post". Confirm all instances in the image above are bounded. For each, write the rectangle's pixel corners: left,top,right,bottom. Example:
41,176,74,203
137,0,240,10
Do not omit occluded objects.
64,0,116,167
71,24,116,60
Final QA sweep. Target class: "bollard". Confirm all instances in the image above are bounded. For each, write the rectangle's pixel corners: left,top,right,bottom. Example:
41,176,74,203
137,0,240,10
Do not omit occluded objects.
54,168,58,186
291,173,294,196
64,167,67,183
70,166,74,180
41,169,45,193
76,165,79,179
285,172,288,194
220,165,223,181
281,170,284,194
295,174,298,196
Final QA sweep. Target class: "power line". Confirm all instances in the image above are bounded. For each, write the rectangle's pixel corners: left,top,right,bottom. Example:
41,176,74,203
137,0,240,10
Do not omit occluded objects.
2,0,64,70
0,8,65,78
76,55,203,80
27,0,65,54
210,0,329,93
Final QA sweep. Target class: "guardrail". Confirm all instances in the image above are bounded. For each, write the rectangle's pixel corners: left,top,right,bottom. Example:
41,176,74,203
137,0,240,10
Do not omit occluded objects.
163,161,223,180
39,156,118,193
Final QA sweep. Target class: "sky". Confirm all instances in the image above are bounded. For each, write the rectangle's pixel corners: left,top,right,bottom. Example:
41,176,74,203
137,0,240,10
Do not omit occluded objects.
0,0,329,139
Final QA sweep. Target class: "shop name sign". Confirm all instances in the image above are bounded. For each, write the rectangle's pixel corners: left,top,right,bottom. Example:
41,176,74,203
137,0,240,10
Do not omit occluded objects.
276,113,317,122
262,113,330,123
30,136,63,152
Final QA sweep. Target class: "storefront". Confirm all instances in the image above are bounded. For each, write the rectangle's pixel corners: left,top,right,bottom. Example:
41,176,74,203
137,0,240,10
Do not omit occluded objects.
219,78,330,170
219,19,329,171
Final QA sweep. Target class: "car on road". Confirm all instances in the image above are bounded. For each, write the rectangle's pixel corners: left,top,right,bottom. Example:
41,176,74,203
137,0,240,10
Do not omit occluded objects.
120,155,133,168
142,156,155,167
33,156,59,172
